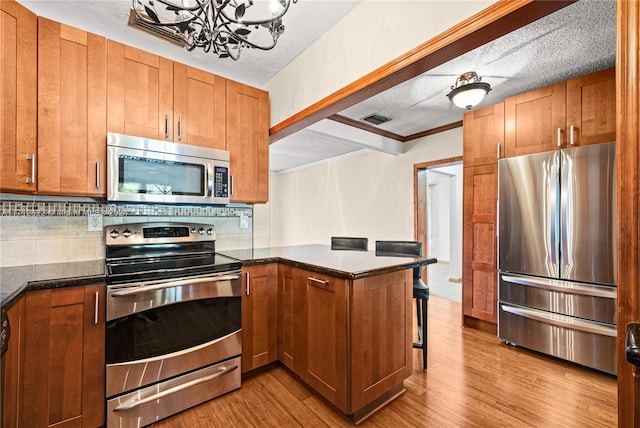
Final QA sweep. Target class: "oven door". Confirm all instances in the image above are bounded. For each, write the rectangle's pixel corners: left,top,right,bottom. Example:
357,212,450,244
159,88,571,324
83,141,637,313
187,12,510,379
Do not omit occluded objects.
106,271,241,397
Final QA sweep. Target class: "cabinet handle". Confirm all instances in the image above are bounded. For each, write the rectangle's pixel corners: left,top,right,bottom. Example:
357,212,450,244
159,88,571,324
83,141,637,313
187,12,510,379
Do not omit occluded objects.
245,272,250,296
26,154,36,184
308,276,329,285
96,161,101,189
570,125,575,145
94,291,99,325
557,128,562,147
497,142,501,160
164,114,170,139
178,116,183,141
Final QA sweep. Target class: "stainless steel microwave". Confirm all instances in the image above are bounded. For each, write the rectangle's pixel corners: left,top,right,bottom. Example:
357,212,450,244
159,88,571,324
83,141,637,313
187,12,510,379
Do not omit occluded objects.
107,133,231,205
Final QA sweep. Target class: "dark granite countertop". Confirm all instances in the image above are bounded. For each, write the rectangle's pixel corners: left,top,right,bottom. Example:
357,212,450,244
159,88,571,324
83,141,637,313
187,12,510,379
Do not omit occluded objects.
0,245,436,309
0,260,105,309
220,244,437,280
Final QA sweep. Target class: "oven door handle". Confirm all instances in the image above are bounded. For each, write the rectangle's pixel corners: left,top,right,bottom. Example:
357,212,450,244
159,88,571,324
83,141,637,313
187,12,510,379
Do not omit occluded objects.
113,364,239,412
111,275,240,296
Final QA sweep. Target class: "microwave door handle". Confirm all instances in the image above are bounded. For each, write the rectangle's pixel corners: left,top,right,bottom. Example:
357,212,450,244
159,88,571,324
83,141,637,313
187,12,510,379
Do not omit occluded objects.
206,165,213,197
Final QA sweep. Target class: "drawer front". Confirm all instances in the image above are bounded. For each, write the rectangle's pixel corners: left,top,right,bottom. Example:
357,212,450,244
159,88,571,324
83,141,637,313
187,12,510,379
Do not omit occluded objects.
107,356,240,427
498,303,617,375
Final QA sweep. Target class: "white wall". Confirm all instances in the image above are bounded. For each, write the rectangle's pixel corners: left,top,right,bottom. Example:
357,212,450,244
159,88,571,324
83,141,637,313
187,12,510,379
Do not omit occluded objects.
263,0,496,126
427,170,451,261
264,128,462,248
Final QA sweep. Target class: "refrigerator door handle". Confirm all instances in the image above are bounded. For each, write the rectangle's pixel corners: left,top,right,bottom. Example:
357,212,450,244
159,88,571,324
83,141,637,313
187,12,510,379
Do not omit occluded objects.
500,304,617,337
548,152,560,270
559,150,571,277
501,274,617,299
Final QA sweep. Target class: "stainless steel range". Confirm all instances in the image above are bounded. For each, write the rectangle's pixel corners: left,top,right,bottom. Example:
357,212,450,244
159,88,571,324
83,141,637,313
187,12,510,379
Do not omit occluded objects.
104,222,243,427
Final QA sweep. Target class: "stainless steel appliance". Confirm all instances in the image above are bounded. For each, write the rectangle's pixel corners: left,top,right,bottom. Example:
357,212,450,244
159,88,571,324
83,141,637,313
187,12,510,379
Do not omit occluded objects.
107,132,231,205
105,222,243,427
498,141,617,375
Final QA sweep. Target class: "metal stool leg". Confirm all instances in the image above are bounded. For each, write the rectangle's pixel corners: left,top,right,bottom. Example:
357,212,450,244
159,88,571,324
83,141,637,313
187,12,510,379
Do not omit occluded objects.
412,297,428,370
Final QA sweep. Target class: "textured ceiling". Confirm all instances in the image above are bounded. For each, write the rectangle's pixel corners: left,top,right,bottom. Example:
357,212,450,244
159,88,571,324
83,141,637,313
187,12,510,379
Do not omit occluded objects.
18,0,361,88
271,0,616,172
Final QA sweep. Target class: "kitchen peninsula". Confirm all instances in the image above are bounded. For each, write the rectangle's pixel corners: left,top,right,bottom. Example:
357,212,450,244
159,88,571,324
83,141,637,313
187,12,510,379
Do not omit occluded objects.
227,244,436,423
0,243,435,426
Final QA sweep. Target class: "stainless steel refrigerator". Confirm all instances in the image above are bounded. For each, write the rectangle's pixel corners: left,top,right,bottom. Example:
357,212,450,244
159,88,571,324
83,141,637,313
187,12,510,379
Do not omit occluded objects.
498,141,617,375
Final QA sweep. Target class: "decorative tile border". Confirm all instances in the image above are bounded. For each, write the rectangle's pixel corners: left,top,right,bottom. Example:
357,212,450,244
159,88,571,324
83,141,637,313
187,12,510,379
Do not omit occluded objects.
1,200,252,218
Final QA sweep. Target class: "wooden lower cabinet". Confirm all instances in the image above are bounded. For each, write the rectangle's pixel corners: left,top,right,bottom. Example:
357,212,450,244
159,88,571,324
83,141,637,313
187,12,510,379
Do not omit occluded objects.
241,264,278,373
21,284,105,428
278,264,411,421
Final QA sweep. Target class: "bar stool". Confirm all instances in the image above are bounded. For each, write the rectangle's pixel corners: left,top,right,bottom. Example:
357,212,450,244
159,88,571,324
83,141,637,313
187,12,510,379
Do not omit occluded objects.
331,236,368,251
375,240,430,370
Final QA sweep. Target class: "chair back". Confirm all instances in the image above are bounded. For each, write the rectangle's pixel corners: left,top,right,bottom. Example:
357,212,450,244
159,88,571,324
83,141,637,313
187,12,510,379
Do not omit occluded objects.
375,240,423,279
374,240,422,258
331,236,368,251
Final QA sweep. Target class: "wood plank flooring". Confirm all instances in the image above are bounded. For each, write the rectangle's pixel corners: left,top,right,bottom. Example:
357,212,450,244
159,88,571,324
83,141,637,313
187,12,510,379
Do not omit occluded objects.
151,296,617,427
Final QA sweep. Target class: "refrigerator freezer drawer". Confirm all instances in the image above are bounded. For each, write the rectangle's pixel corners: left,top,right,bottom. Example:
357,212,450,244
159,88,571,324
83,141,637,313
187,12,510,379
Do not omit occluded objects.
499,273,617,324
499,303,616,375
107,356,241,427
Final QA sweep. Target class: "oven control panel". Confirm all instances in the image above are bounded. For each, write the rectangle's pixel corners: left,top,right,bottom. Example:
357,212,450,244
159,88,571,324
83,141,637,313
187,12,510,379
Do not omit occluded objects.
106,222,216,245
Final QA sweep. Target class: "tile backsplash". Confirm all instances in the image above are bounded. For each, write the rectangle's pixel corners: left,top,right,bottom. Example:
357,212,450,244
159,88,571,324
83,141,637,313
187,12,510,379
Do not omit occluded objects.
0,199,253,268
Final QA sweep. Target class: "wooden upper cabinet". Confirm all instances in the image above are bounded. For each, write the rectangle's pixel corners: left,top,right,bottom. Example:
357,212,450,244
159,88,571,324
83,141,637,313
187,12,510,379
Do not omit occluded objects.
241,263,278,373
504,82,566,157
463,164,498,326
22,284,106,428
38,17,107,196
173,63,226,149
0,1,37,192
566,67,616,147
107,40,173,140
463,102,504,166
226,79,269,203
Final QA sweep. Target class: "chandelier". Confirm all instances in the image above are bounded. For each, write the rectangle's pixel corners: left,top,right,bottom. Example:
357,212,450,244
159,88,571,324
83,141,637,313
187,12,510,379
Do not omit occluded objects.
446,71,491,110
132,0,299,60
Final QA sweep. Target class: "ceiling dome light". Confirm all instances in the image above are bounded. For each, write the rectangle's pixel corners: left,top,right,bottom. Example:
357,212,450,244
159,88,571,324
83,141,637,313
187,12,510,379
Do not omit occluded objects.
446,71,491,110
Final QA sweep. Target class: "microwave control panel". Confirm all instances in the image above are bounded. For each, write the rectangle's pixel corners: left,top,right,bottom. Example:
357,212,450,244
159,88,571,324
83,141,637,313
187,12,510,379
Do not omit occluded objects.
213,166,229,198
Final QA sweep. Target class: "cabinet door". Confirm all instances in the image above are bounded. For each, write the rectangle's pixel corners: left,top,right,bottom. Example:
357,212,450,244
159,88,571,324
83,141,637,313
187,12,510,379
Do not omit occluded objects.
463,102,504,166
2,297,24,428
226,80,269,203
174,63,226,149
302,270,348,413
22,285,105,428
107,40,173,140
241,264,278,373
278,264,304,374
38,18,107,196
0,1,37,192
463,165,498,326
350,269,412,414
566,67,616,147
505,82,566,157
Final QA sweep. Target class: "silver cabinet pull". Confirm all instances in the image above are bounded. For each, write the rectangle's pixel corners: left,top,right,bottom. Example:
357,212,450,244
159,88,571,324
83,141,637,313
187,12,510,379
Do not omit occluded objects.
164,114,170,139
245,271,250,296
557,128,562,147
113,364,238,412
308,276,329,285
497,142,501,159
96,161,101,189
178,116,183,141
26,154,36,184
569,125,575,145
94,291,99,325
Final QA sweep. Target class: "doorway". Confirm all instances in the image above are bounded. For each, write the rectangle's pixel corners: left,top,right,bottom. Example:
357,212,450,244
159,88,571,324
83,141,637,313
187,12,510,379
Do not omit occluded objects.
414,157,463,302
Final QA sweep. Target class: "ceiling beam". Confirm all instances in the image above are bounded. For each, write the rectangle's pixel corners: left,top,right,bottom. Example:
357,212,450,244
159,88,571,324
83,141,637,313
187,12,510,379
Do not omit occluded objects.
307,119,405,155
269,0,576,144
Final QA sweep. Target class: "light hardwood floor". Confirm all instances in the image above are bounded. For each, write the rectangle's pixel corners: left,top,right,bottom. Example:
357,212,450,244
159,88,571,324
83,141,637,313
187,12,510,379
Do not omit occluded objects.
152,296,617,427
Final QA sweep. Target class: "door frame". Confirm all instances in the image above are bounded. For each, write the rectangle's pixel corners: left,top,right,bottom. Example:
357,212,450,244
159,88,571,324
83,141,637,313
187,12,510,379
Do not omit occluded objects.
413,156,463,283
